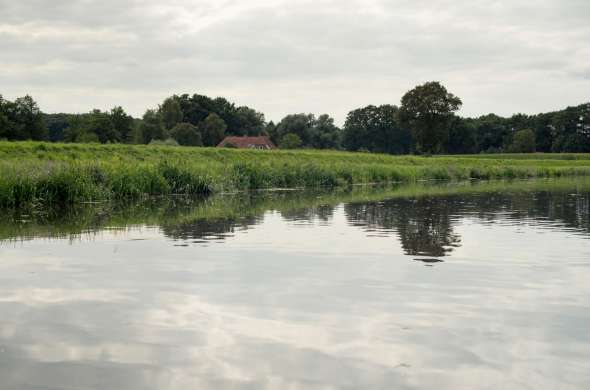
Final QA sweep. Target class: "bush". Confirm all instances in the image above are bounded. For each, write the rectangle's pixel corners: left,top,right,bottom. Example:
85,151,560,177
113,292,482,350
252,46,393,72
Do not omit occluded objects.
280,133,302,149
509,129,536,153
169,123,203,146
149,138,179,146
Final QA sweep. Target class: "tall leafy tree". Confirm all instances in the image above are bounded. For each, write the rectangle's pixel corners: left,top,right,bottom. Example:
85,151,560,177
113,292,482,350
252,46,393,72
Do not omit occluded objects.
473,114,510,152
170,122,202,146
159,96,183,130
343,105,410,154
235,106,265,136
13,95,48,140
43,113,71,142
87,109,117,143
274,114,315,146
0,95,10,139
110,106,134,143
447,116,477,154
310,114,341,149
200,113,227,146
63,115,99,143
532,113,554,153
399,82,462,154
509,129,536,153
139,109,165,144
550,104,590,152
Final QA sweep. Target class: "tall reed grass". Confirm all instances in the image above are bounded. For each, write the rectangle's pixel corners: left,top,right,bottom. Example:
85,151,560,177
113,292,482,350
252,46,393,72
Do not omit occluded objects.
1,141,590,207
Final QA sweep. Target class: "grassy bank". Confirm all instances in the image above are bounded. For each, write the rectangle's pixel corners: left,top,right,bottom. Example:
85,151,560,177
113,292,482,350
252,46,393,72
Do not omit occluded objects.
2,141,590,207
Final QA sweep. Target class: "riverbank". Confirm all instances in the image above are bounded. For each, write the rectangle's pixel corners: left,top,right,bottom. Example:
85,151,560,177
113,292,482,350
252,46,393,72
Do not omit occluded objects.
2,141,590,207
2,177,589,241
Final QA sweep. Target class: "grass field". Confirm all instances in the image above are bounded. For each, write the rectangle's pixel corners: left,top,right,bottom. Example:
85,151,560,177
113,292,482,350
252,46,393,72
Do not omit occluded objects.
2,141,590,207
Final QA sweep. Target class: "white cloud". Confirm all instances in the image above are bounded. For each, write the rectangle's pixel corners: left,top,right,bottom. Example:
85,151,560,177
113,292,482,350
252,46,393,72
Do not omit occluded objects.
0,0,588,124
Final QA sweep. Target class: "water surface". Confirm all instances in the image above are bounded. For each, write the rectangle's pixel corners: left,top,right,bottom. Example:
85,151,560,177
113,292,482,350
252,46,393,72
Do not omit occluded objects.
1,179,589,389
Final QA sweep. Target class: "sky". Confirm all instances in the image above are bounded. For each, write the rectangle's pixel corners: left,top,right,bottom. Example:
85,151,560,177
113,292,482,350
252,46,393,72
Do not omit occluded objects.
0,0,589,124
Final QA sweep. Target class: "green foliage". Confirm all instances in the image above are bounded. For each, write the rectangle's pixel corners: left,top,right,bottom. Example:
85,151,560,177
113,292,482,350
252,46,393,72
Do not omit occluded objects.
279,133,302,149
273,113,314,145
171,94,265,136
399,81,462,154
311,114,341,149
0,95,48,141
86,109,117,143
59,107,133,144
200,113,227,146
139,109,165,144
2,176,588,242
110,106,134,142
159,97,183,130
169,122,203,146
272,113,341,149
149,138,179,146
509,129,536,153
43,113,70,142
343,104,410,154
2,90,589,157
1,141,590,207
447,116,477,154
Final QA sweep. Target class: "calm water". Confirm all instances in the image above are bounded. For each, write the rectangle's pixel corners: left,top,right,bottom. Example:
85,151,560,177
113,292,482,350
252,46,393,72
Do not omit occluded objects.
1,179,589,390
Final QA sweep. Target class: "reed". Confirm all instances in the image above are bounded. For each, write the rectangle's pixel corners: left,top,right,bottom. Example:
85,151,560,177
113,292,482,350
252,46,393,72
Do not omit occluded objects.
2,141,590,207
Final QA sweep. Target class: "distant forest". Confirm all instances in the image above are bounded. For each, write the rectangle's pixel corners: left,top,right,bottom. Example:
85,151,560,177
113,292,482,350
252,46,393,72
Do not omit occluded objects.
1,82,589,154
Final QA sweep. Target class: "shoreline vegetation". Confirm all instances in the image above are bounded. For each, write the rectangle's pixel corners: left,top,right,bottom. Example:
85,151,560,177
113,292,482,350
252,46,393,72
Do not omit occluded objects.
2,176,589,242
2,82,589,156
2,141,590,207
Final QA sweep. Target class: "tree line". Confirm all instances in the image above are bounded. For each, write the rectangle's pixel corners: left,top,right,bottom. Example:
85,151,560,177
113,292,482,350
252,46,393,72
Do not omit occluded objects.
1,82,589,153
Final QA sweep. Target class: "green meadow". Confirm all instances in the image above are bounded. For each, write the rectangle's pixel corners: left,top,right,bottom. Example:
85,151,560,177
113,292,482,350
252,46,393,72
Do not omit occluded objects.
2,141,590,207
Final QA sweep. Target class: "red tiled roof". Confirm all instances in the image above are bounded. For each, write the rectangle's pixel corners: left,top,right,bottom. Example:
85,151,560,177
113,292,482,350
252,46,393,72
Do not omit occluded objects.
217,136,276,149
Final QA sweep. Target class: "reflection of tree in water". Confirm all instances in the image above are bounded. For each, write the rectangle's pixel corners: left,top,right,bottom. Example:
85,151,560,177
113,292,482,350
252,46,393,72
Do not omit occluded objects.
395,198,461,257
461,190,589,234
280,204,336,224
344,189,590,258
2,182,588,248
345,198,461,257
161,216,262,242
161,204,337,242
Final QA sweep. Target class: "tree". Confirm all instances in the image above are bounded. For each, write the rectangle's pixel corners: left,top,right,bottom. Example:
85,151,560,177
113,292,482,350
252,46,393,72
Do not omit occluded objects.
63,114,100,143
550,104,590,152
235,106,265,136
447,116,477,154
343,105,411,154
170,122,202,146
280,133,302,149
310,114,341,149
159,96,183,130
139,109,165,144
0,95,10,139
274,114,315,146
509,129,536,153
473,114,510,153
399,81,462,154
13,95,48,140
532,113,554,153
200,113,227,146
86,109,117,143
110,106,134,143
43,113,71,142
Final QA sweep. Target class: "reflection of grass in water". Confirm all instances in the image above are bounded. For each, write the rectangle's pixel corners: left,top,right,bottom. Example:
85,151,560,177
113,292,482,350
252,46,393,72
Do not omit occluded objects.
2,141,590,207
1,177,589,242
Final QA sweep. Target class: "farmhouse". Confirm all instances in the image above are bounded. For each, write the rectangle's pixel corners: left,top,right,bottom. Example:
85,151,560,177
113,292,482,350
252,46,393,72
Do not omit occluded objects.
217,136,276,150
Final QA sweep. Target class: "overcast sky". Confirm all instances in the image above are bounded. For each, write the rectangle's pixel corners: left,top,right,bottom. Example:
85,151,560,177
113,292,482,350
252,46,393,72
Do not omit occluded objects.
0,0,588,124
